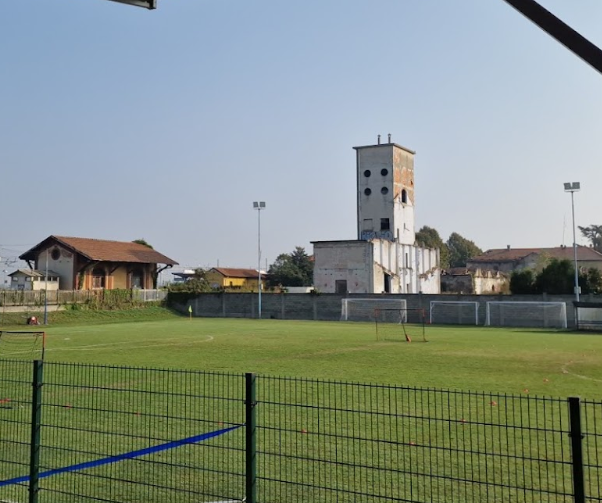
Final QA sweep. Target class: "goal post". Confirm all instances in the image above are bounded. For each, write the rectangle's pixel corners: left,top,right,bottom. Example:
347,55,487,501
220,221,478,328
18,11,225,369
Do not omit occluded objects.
429,301,479,326
484,302,567,329
341,298,407,322
0,331,46,360
374,308,427,342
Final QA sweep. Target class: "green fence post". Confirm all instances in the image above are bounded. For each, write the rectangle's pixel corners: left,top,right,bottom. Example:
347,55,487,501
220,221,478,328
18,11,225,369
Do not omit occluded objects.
568,396,585,503
245,373,257,503
29,360,44,503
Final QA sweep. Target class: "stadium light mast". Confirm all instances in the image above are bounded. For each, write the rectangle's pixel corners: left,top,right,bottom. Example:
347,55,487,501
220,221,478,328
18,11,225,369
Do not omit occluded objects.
106,0,157,9
43,250,49,325
253,202,266,319
564,182,581,303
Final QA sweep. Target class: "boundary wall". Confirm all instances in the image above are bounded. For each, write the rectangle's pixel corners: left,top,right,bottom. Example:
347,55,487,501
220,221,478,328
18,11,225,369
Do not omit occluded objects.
170,292,600,328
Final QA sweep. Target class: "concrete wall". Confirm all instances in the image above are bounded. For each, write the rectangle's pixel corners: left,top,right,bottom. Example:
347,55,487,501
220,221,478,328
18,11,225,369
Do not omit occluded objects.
173,292,592,328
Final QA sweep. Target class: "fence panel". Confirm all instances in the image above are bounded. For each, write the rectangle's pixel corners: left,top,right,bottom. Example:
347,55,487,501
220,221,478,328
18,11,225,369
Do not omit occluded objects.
36,363,245,503
2,360,602,503
0,359,33,503
255,378,574,503
582,400,602,502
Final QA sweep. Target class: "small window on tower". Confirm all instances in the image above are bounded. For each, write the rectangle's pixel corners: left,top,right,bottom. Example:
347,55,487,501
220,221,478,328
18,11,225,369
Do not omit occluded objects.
381,187,388,195
380,218,390,231
364,188,372,196
51,249,60,261
381,168,388,176
364,170,371,177
401,189,408,204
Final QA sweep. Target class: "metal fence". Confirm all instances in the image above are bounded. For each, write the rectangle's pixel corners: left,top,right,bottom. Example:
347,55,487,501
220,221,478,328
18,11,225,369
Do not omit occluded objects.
1,360,601,503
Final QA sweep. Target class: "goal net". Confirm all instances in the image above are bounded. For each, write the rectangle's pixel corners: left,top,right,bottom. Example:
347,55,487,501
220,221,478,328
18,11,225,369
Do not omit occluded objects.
0,331,46,360
429,301,479,326
485,302,567,329
375,308,427,342
341,298,407,322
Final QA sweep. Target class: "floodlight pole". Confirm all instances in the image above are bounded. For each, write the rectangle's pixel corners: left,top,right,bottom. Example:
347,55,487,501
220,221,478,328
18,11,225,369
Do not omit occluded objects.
564,182,581,303
253,202,266,319
43,251,49,325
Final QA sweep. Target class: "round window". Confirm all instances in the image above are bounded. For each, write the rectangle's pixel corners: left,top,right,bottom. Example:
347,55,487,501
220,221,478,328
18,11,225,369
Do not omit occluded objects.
364,188,372,196
364,170,371,177
381,168,388,176
381,187,389,195
51,249,60,261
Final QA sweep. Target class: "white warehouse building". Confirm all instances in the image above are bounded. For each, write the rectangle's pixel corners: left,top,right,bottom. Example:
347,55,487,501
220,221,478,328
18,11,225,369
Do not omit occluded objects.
312,138,440,294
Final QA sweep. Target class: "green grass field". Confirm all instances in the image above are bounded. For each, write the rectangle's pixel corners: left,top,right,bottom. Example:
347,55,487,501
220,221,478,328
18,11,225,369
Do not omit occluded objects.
1,308,601,502
3,308,601,398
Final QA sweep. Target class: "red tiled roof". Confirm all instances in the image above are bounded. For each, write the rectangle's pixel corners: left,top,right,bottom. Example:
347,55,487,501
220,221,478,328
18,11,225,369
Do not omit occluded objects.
469,246,602,263
20,236,178,265
210,267,259,279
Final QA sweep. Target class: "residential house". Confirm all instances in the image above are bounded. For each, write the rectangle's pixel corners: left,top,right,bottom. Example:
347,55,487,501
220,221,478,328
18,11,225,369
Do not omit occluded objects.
206,268,264,290
19,236,178,290
467,245,602,274
9,269,60,291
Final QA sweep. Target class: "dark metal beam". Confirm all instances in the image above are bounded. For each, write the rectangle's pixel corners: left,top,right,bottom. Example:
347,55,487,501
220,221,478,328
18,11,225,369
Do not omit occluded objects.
107,0,156,9
503,0,602,75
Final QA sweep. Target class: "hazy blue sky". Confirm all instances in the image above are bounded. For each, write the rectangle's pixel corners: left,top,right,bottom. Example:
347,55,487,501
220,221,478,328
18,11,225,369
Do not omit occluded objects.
1,0,601,277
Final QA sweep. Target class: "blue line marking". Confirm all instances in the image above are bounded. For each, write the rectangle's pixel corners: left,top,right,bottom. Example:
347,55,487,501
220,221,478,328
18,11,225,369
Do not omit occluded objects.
0,424,242,488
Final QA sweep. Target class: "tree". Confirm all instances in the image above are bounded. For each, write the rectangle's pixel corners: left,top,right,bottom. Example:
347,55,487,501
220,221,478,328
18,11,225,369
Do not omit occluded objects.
415,226,449,269
446,232,483,268
579,225,602,253
580,267,602,295
133,239,153,249
510,269,536,294
267,246,313,287
168,268,212,293
534,259,574,294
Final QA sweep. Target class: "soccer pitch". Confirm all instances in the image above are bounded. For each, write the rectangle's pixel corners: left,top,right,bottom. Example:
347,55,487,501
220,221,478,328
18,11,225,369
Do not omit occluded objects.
2,313,602,502
12,315,602,398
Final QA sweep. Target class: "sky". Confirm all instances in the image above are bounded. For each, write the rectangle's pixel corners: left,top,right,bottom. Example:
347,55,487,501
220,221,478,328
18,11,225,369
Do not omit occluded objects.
1,0,601,281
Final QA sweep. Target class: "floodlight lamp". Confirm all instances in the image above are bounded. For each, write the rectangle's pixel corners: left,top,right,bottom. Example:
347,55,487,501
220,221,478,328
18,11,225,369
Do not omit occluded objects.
253,202,259,208
259,202,266,208
564,182,580,192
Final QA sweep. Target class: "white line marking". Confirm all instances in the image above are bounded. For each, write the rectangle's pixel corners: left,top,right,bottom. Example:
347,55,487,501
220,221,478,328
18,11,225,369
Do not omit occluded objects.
560,362,602,384
43,335,215,353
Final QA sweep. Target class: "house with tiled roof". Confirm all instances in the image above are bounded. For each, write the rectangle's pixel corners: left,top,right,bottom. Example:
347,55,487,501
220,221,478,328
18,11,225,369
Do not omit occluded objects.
19,236,178,290
467,245,602,274
8,269,60,291
205,267,264,291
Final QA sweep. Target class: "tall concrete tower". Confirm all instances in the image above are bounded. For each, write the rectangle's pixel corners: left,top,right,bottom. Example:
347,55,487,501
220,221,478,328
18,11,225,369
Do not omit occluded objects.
354,137,416,245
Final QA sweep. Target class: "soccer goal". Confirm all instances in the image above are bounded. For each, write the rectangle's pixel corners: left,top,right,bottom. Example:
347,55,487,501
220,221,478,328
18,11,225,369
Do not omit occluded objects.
484,302,567,329
0,331,46,360
341,298,407,322
429,301,479,326
375,308,427,342
574,302,602,331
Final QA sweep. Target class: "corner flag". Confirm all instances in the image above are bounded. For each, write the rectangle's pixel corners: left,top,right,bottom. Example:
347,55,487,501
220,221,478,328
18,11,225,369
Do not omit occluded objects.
188,305,192,320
